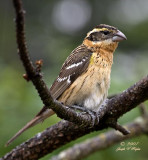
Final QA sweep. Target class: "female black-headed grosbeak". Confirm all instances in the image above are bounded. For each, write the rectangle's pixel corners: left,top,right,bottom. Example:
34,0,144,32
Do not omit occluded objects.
7,24,127,145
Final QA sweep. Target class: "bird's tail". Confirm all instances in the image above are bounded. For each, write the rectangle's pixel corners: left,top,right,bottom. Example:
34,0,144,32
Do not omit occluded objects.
6,106,55,146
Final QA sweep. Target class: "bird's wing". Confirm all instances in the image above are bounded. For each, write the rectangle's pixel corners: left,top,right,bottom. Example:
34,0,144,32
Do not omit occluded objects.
50,44,93,99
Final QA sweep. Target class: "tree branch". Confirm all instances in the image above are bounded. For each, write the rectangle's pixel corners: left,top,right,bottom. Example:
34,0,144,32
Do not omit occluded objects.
1,76,148,160
51,115,148,160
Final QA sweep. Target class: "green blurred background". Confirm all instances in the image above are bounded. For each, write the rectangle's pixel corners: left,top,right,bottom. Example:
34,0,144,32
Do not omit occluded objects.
0,0,148,159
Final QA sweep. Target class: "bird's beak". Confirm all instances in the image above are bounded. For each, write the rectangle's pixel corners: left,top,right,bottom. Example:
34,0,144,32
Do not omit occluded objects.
112,30,127,42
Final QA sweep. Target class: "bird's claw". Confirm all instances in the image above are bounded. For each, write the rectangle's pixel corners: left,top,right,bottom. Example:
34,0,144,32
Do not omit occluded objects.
71,105,100,127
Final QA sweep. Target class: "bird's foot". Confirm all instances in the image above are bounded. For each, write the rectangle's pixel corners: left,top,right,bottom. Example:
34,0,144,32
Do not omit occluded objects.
71,105,99,127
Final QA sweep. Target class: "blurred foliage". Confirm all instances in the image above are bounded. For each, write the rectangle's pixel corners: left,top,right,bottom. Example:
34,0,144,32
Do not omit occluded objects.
0,0,148,160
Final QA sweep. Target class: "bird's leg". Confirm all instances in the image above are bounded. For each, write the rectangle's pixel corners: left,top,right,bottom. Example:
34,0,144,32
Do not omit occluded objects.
94,99,110,125
97,99,109,116
71,105,89,112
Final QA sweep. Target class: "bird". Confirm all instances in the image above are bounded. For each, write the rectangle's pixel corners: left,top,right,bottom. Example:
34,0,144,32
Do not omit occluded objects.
6,24,127,146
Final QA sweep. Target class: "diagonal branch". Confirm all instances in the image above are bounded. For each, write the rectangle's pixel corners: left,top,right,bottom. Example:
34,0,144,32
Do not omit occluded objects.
51,115,148,160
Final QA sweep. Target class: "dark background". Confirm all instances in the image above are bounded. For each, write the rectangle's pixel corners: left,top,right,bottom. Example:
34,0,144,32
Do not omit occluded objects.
0,0,148,159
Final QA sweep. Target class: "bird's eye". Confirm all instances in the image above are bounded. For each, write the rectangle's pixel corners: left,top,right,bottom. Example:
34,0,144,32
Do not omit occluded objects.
102,30,110,35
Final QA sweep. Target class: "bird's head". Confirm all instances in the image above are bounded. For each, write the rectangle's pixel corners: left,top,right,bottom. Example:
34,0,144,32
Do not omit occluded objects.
83,24,127,52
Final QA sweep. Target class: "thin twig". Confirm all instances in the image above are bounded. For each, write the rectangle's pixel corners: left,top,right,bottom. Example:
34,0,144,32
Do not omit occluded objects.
108,121,130,135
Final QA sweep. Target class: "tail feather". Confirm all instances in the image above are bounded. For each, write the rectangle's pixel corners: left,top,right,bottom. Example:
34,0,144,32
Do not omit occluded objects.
6,107,54,146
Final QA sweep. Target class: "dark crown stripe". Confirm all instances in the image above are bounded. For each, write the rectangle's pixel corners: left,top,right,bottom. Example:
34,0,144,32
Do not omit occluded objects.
95,24,117,30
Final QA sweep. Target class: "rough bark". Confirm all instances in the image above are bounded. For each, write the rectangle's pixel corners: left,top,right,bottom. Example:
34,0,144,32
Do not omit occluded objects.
1,76,148,160
51,116,148,160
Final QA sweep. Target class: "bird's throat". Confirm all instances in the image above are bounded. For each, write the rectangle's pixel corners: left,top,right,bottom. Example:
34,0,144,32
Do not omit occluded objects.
83,39,118,67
